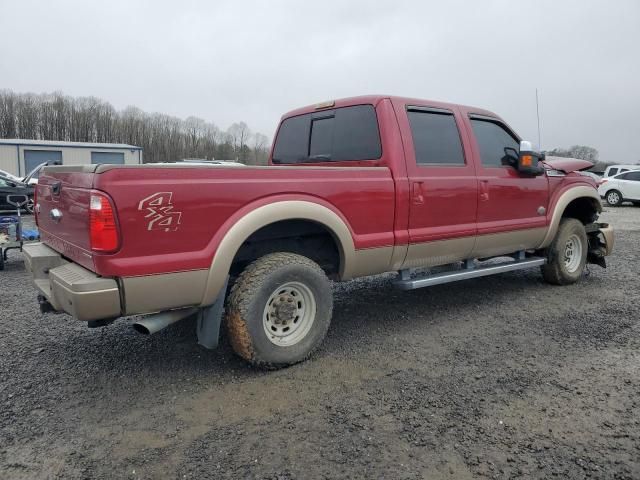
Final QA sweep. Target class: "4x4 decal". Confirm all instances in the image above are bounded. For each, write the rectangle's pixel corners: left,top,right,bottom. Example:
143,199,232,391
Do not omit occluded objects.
138,192,182,232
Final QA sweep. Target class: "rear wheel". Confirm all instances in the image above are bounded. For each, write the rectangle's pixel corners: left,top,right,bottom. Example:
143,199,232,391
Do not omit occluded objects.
541,218,588,285
225,252,333,369
606,190,623,206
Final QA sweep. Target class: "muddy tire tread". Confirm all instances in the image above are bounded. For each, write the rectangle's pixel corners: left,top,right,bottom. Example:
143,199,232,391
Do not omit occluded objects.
225,252,330,369
541,218,587,285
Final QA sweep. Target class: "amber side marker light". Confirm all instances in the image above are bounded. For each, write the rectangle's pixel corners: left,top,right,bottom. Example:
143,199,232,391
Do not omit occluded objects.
521,155,533,167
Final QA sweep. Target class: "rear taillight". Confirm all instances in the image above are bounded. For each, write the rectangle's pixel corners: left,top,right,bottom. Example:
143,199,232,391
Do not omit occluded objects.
89,192,119,252
598,179,608,186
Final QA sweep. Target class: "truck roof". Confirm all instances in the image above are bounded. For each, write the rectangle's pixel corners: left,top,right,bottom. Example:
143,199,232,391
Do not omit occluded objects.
281,94,499,120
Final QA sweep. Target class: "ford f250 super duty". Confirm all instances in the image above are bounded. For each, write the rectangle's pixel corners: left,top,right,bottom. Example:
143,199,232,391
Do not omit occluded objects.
24,95,614,368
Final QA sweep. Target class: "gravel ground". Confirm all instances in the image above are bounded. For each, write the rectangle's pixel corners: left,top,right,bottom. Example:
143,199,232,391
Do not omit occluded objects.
1,206,639,479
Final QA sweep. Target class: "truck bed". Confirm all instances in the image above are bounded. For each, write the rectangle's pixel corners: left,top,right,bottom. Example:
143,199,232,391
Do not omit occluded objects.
36,163,397,277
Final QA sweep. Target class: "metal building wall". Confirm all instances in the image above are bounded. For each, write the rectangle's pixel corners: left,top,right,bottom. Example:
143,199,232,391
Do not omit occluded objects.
17,146,141,174
0,145,19,176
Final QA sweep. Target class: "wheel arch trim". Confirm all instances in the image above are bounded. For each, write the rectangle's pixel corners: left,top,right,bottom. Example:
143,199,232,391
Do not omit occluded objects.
539,186,602,248
200,200,356,305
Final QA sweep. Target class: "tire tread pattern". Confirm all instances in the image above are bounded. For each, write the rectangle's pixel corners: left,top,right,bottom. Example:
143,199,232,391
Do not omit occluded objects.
225,252,330,369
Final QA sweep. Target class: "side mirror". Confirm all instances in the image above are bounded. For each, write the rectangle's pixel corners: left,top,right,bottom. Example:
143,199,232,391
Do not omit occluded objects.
517,141,545,176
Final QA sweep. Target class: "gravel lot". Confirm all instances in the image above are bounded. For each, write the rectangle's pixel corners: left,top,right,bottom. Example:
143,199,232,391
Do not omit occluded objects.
1,206,639,479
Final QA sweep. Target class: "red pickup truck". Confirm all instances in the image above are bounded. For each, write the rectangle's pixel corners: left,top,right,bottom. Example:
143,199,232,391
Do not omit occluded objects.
24,95,613,368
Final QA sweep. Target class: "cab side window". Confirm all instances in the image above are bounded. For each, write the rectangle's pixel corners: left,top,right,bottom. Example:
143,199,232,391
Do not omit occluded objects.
407,108,465,165
470,119,519,167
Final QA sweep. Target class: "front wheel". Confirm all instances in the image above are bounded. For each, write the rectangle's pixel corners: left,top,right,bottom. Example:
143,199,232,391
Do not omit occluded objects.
606,190,623,206
225,252,333,369
541,218,588,285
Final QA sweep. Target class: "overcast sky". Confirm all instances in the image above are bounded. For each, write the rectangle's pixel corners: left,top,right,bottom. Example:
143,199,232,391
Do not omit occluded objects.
1,0,638,162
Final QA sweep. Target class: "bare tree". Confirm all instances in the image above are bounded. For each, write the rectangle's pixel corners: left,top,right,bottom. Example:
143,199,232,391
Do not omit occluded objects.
548,145,599,162
251,133,269,165
0,89,271,164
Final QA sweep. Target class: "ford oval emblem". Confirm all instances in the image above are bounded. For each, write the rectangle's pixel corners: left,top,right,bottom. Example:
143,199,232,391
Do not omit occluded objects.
50,208,63,223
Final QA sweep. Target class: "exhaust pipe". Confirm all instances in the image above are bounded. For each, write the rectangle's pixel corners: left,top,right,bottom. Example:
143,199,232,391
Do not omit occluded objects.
132,307,198,335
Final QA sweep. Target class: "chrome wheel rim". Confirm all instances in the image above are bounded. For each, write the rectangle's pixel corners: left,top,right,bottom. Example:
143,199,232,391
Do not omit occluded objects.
563,234,583,273
607,191,620,204
263,281,316,346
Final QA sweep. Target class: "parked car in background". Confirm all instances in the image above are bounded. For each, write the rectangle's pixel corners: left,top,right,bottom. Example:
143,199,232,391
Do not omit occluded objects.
0,162,50,186
603,164,639,178
598,170,640,206
0,169,24,184
0,174,34,212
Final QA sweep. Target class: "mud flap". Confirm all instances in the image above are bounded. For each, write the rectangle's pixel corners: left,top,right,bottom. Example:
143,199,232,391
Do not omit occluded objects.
196,276,229,350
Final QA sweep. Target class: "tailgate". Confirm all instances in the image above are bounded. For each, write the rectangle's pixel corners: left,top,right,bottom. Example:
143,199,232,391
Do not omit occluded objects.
36,165,99,271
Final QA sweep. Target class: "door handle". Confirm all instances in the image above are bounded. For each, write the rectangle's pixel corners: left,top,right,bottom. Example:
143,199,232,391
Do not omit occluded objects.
412,182,425,205
479,180,489,202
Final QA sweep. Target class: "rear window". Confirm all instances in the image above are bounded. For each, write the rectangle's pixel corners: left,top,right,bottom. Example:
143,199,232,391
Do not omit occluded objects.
272,105,382,164
608,168,618,176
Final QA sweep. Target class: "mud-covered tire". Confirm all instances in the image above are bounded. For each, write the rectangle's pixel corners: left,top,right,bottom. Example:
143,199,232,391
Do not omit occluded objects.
605,190,623,206
225,252,332,369
541,218,588,285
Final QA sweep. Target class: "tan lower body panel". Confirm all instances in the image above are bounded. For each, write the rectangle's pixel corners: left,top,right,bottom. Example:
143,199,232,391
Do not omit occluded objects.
343,245,395,279
122,269,209,315
402,236,475,269
401,227,548,270
471,227,547,258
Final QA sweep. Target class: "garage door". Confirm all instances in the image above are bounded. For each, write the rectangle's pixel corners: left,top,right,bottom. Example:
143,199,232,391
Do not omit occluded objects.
91,152,125,165
24,150,62,177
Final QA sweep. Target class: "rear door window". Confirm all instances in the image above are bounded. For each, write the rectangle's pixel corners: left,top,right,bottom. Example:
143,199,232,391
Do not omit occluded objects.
625,171,640,181
470,119,519,167
272,105,381,164
407,108,465,165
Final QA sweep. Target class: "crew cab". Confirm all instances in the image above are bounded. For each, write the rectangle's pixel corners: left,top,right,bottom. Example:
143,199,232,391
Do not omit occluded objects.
24,95,614,368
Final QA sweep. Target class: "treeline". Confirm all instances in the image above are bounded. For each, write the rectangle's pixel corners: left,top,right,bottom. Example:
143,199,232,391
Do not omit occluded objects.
0,90,271,164
547,145,599,163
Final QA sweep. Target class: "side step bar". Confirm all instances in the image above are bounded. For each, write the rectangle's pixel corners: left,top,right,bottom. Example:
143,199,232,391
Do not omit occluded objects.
394,253,546,291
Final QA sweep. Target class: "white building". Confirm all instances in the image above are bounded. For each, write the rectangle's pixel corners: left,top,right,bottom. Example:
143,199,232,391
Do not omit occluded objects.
0,139,142,177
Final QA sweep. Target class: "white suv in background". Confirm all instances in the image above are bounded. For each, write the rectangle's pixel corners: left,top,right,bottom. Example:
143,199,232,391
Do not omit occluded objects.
602,164,638,178
598,170,640,206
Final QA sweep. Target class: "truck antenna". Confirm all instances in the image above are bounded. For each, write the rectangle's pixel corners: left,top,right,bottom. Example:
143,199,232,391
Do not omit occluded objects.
536,88,542,150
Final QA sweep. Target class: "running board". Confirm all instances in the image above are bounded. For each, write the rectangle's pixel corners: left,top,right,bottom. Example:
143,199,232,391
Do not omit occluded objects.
394,255,546,290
